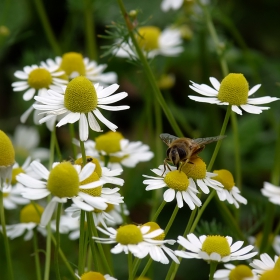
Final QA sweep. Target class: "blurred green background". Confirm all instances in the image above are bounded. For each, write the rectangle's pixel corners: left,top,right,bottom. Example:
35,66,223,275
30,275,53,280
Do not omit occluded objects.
0,0,280,279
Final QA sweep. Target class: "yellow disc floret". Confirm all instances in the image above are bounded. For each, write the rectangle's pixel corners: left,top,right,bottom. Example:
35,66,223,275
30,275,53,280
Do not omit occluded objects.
28,68,52,89
181,157,206,179
217,73,249,105
80,171,102,197
228,265,254,280
20,203,44,224
75,156,102,177
141,222,165,240
60,52,86,76
80,271,105,280
202,235,230,257
0,130,15,167
64,76,97,113
116,224,143,245
47,162,79,198
164,170,189,191
11,167,25,185
274,256,280,270
213,169,235,191
95,131,124,154
260,269,280,280
137,26,160,51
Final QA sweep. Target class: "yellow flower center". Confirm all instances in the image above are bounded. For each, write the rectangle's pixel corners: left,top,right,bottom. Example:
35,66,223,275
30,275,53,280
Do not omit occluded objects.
80,171,102,197
80,271,105,280
20,203,44,224
141,222,165,240
260,269,280,280
274,256,280,270
95,131,124,154
213,169,235,191
229,265,253,280
47,162,79,198
60,52,86,76
27,68,52,89
116,224,143,245
164,170,189,191
0,130,15,166
181,157,206,179
137,26,160,51
11,167,25,185
75,156,102,177
157,74,175,90
64,76,97,113
105,203,114,213
201,235,230,257
217,73,249,105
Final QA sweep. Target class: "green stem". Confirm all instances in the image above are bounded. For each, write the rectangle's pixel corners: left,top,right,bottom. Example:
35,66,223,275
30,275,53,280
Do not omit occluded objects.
207,106,231,171
116,0,183,137
83,0,97,60
128,253,133,280
33,229,42,280
165,205,179,235
80,140,87,165
151,200,166,222
55,203,62,280
0,186,14,280
78,210,86,275
209,261,218,280
69,124,77,160
138,258,153,279
32,0,61,55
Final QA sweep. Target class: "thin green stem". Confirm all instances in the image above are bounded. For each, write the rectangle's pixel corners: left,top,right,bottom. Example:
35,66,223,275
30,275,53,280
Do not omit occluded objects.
138,258,153,279
33,229,42,280
209,262,218,280
165,205,179,235
116,0,183,137
32,0,61,55
78,210,86,275
128,253,133,280
80,140,87,165
0,186,14,280
151,200,166,222
55,203,62,280
83,0,97,60
69,124,77,159
207,106,231,171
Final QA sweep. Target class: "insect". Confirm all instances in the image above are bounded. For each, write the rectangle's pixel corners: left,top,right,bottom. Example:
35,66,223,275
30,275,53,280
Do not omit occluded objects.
160,133,226,173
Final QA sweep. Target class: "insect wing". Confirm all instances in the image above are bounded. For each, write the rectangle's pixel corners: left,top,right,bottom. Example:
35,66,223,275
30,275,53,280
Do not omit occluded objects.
160,133,179,146
191,135,226,146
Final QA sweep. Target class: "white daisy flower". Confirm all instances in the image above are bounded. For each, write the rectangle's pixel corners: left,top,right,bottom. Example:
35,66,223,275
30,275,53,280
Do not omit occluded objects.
143,165,202,209
161,0,184,11
181,157,224,194
0,130,15,186
261,181,280,205
250,253,279,275
65,201,129,230
76,271,117,280
213,169,247,209
2,203,47,240
189,73,279,115
93,223,166,259
11,125,50,162
175,233,257,262
81,131,154,169
115,26,183,59
33,76,129,141
214,263,258,280
45,52,117,85
12,62,68,124
16,160,110,227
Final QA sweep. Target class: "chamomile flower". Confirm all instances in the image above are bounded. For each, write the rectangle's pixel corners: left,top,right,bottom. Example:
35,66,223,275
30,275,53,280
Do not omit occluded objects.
213,169,247,208
2,203,46,240
214,264,258,280
143,165,201,209
175,233,257,262
161,0,184,11
82,131,154,169
250,253,279,275
12,125,49,162
0,130,15,185
45,52,117,85
261,181,280,205
16,160,109,226
76,271,117,280
93,223,166,258
136,222,179,264
259,269,280,280
189,73,279,115
33,76,129,141
115,26,183,59
181,157,224,194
